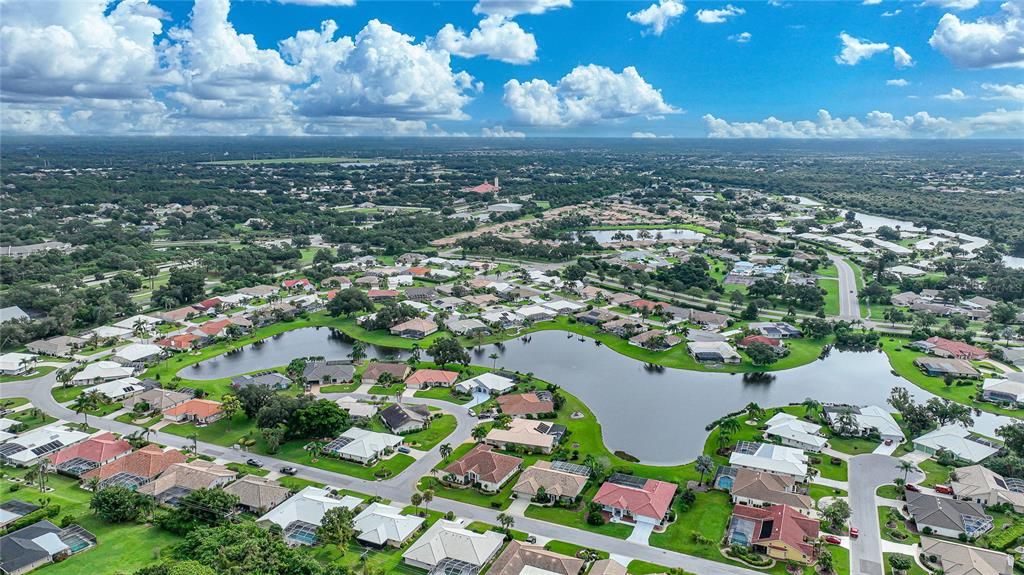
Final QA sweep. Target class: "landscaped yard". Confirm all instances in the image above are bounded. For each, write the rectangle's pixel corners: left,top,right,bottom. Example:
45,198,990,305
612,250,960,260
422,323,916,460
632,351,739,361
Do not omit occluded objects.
413,386,471,404
7,407,58,431
883,553,928,575
0,365,57,382
917,459,952,487
878,506,919,545
52,385,84,403
401,414,457,450
812,456,849,482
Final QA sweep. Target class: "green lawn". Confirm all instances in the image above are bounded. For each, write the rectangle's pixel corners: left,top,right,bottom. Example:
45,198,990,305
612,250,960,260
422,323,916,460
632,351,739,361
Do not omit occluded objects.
0,366,57,382
319,383,359,393
402,415,457,450
1,475,179,575
278,476,326,491
878,506,919,545
226,462,269,477
367,383,405,396
808,484,848,502
413,386,472,404
114,413,162,427
917,459,953,487
812,457,849,482
417,475,517,511
827,435,882,456
52,385,84,403
879,338,1020,418
819,278,840,317
883,553,928,575
0,397,30,410
523,500,634,539
8,407,58,431
875,484,903,500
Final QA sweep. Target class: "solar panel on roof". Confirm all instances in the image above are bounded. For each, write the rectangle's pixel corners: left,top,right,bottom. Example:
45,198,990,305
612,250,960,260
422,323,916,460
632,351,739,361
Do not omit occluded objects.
30,440,64,456
0,443,25,457
323,436,354,454
550,461,591,477
733,441,761,455
1004,477,1024,493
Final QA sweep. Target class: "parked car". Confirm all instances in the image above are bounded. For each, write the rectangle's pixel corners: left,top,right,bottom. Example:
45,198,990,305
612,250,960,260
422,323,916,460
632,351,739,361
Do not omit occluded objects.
884,439,893,446
935,485,954,495
823,535,841,545
280,466,298,475
397,446,411,454
849,528,859,539
246,458,263,467
905,483,920,492
468,409,476,417
525,535,537,544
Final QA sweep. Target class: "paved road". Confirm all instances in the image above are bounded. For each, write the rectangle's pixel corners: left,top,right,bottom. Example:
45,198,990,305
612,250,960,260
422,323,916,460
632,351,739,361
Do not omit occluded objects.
2,372,764,575
848,454,924,575
829,254,861,321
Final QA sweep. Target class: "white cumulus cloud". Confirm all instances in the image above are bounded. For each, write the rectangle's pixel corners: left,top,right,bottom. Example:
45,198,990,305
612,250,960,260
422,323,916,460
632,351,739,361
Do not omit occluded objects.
929,0,1024,69
627,0,687,36
882,10,902,17
729,32,752,43
433,16,537,64
893,46,914,68
482,125,526,137
886,78,910,86
863,0,882,4
473,0,571,17
936,88,970,100
835,31,890,65
921,0,979,10
503,64,679,127
703,108,972,138
981,82,1024,101
696,4,745,23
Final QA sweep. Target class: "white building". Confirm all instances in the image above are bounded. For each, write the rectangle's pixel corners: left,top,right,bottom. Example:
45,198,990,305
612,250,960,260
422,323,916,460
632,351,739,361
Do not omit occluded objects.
729,443,810,482
0,425,90,467
0,353,36,376
823,405,905,443
454,372,516,395
112,314,163,331
110,343,164,367
402,519,504,572
914,425,1000,464
325,427,402,464
763,413,828,452
84,377,146,402
70,361,135,386
257,487,362,545
87,326,131,340
353,502,424,548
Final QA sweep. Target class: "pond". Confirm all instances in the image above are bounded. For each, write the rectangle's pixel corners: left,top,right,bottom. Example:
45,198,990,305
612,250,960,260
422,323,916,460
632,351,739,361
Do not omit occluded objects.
584,228,705,243
184,327,1012,465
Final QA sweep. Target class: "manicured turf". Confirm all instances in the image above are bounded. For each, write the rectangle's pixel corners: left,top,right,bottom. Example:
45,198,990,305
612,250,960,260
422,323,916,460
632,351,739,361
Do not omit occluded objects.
413,386,471,404
808,483,848,502
417,475,517,511
875,484,903,500
812,457,849,482
878,506,919,545
401,414,457,450
52,385,84,403
917,459,952,487
8,407,58,431
819,278,840,317
827,435,882,456
0,366,57,382
883,553,928,575
523,501,634,539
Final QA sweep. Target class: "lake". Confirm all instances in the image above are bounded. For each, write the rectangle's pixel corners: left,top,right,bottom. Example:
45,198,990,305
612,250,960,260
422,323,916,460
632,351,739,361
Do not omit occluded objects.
184,328,1012,465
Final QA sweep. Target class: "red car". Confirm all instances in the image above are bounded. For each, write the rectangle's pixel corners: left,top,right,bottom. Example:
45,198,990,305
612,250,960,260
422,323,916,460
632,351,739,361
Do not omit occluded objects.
935,485,954,495
849,528,859,539
905,483,920,492
823,535,842,545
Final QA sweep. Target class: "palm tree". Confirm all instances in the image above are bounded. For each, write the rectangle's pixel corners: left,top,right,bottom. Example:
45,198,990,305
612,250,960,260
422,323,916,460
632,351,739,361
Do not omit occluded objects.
439,443,453,461
695,455,715,486
488,353,499,369
496,512,515,533
471,426,487,441
422,489,434,514
744,402,765,420
71,393,96,425
719,417,741,437
349,341,367,364
802,398,821,417
898,460,914,482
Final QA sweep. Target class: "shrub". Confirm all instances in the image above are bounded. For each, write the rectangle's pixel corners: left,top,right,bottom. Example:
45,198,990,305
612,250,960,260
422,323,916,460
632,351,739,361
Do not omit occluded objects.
586,511,605,526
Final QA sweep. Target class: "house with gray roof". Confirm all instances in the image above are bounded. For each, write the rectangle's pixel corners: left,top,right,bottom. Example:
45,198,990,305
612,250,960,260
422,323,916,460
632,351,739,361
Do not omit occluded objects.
230,371,292,391
0,520,95,575
302,361,355,386
906,491,993,539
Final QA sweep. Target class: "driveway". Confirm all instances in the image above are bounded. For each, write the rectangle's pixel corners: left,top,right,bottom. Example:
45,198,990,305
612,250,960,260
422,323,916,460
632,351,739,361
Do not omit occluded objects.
848,454,925,575
507,498,531,517
626,521,654,545
872,442,899,456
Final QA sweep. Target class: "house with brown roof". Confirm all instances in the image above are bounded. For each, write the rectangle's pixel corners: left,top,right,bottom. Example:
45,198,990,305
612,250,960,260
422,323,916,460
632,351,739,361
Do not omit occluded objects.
50,432,132,478
915,336,989,360
367,289,400,301
389,318,438,339
728,469,814,514
512,461,588,503
487,541,585,575
138,460,236,505
123,388,192,414
224,475,293,514
443,444,522,492
485,419,564,454
919,537,1013,575
497,392,555,417
163,398,224,424
156,333,200,351
362,362,411,385
726,504,820,564
81,444,186,489
404,369,459,390
628,329,681,350
160,306,197,323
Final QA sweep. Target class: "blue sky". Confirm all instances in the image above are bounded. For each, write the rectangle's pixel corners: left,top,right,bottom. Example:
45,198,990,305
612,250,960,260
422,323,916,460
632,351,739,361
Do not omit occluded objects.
1,0,1021,137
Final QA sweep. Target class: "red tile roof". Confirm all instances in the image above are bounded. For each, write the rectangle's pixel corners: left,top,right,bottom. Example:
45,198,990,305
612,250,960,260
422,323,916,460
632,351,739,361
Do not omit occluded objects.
627,299,663,311
368,289,400,298
730,504,820,558
195,297,223,310
463,182,499,194
444,444,522,484
157,333,200,350
738,335,782,348
282,278,312,288
925,336,988,359
50,432,132,466
82,444,186,481
405,369,459,387
592,478,677,521
406,267,430,276
498,393,555,416
164,398,223,419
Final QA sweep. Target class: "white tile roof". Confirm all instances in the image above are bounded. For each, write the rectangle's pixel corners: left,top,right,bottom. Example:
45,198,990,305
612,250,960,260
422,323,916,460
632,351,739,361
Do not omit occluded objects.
84,377,145,400
353,502,424,546
402,520,504,568
915,425,1000,463
729,443,808,478
72,361,135,383
257,486,362,529
112,343,163,362
455,372,516,394
333,427,402,460
0,353,35,373
764,414,827,450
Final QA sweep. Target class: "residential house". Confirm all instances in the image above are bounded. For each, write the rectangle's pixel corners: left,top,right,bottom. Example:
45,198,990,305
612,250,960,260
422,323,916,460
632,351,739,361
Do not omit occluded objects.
454,372,516,395
70,361,135,386
401,519,504,573
123,388,191,414
0,353,35,376
389,317,438,339
726,504,820,564
601,318,644,337
0,501,40,529
590,559,629,575
0,426,89,467
463,294,499,307
257,487,363,546
729,443,810,482
368,289,400,301
822,405,905,443
906,491,993,539
160,306,197,323
950,465,1024,511
488,541,585,575
763,412,828,452
82,444,187,489
223,475,292,514
138,460,236,505
608,293,640,306
324,427,402,464
512,461,588,503
163,398,224,425
914,425,1000,464
0,305,29,324
50,432,132,478
362,362,411,385
728,469,815,514
335,397,378,421
156,333,200,351
238,285,279,298
687,341,742,364
321,276,353,289
0,520,96,575
26,336,86,358
230,371,292,391
982,374,1024,405
592,473,677,526
919,537,1013,575
445,318,489,336
352,502,425,548
914,337,989,360
497,391,555,417
443,444,522,492
541,300,585,315
750,322,803,339
575,308,618,325
281,278,314,291
404,369,459,390
516,305,556,323
404,287,438,302
485,419,564,454
628,329,681,350
83,377,146,402
302,361,355,386
192,297,224,313
380,403,430,434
